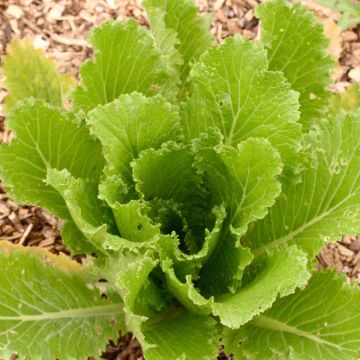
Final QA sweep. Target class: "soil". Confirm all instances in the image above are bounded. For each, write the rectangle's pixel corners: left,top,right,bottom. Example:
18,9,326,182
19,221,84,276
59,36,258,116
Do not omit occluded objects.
0,1,359,359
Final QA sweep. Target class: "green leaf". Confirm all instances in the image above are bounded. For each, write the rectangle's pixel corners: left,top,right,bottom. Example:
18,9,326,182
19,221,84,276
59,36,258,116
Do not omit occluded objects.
256,0,334,128
46,168,143,255
172,204,227,280
0,243,123,360
226,271,360,360
246,111,360,259
87,93,182,185
143,0,214,82
111,200,160,243
73,20,169,112
163,245,309,329
104,251,158,351
184,36,301,172
197,138,283,294
60,220,98,255
132,142,209,255
143,310,220,360
1,39,74,110
0,100,104,219
142,4,183,98
212,245,310,329
132,142,204,206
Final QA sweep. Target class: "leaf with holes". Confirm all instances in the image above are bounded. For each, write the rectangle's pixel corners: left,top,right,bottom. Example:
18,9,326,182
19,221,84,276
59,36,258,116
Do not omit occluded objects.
0,243,124,360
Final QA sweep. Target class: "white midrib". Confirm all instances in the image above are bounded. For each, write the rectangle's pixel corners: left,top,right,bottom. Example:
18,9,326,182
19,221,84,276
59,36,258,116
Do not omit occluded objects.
0,303,123,322
252,194,351,257
253,315,348,351
252,212,323,257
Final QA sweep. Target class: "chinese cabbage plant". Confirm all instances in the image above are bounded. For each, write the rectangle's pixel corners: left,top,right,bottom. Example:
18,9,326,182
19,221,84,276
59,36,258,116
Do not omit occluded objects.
1,0,360,359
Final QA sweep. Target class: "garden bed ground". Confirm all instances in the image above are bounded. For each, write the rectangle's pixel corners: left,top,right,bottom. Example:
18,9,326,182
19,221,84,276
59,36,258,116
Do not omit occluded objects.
0,0,359,359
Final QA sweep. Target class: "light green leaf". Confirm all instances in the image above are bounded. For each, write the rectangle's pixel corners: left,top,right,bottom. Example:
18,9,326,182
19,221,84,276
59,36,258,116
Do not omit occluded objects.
1,39,74,111
197,138,283,294
132,142,204,206
46,168,144,255
111,200,160,243
142,4,183,98
212,245,310,329
163,245,309,329
0,243,123,360
0,100,104,219
162,259,214,315
184,35,301,172
226,271,360,360
132,142,209,254
246,111,360,259
104,251,158,351
73,20,169,112
143,0,214,82
256,0,334,128
144,310,220,360
87,93,182,185
60,221,98,255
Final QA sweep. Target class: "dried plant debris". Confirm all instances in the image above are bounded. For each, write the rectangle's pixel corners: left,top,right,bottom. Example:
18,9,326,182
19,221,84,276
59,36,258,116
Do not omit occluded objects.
0,182,65,254
318,236,360,283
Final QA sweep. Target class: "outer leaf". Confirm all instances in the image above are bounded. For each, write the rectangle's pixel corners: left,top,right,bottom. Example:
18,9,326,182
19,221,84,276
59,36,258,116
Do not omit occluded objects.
0,243,123,360
1,39,74,110
0,100,104,219
256,0,334,128
143,310,220,360
197,138,283,294
226,271,360,360
143,0,214,82
246,111,360,259
184,36,301,172
73,21,169,112
104,251,158,351
87,93,182,185
142,4,183,98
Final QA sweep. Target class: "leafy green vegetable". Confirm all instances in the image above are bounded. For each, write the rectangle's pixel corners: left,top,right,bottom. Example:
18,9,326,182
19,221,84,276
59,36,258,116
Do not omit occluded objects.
225,271,360,360
73,20,170,112
1,0,360,359
0,242,123,360
245,111,360,259
256,0,334,128
1,39,74,110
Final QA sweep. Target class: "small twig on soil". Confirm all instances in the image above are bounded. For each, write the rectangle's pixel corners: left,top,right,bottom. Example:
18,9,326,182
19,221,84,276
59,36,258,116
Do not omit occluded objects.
51,33,89,47
18,223,33,245
0,234,21,241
